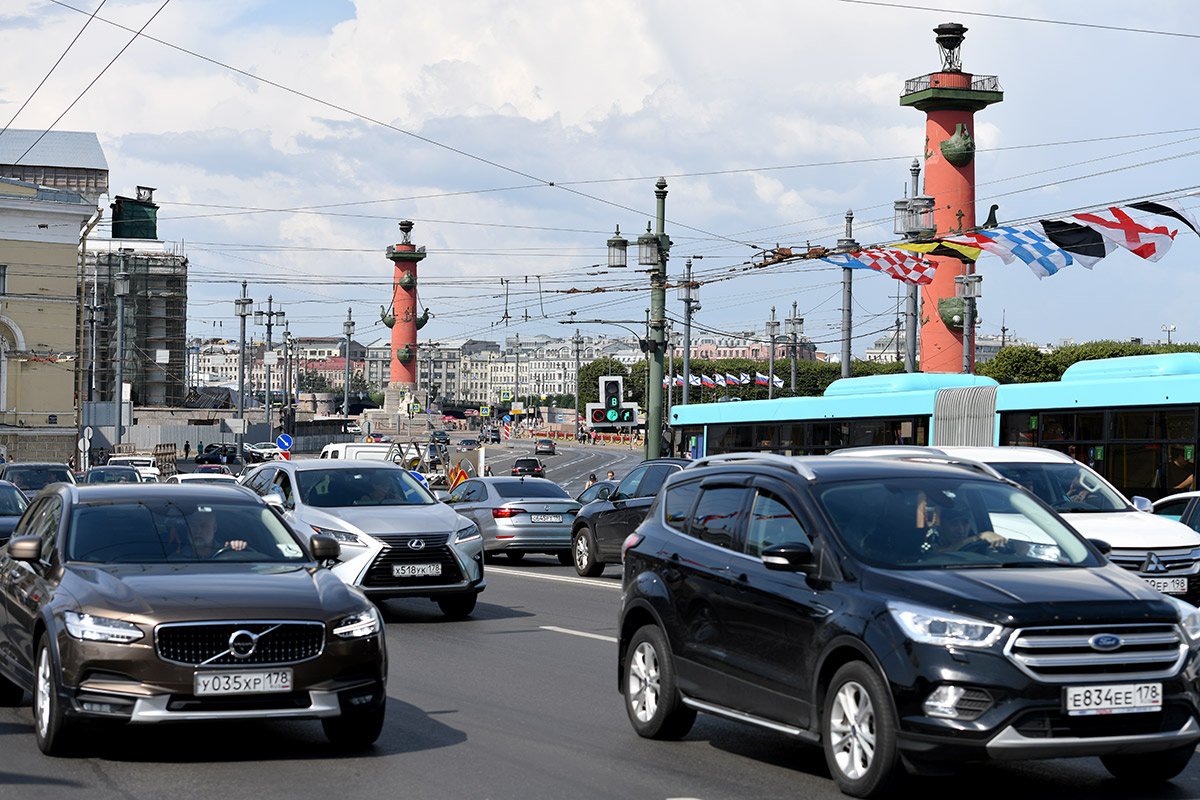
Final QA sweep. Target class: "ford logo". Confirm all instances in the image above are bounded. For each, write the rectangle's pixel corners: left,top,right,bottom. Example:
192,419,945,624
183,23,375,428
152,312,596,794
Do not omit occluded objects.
1089,633,1123,652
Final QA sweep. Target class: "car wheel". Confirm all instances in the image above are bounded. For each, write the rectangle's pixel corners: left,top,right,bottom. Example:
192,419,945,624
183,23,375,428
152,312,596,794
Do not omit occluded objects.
822,662,902,798
33,634,75,755
555,551,573,566
572,526,604,577
624,625,695,739
1102,744,1196,782
321,700,386,750
436,593,478,619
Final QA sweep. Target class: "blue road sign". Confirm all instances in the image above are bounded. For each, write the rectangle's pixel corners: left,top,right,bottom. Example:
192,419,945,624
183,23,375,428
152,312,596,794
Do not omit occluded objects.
276,433,293,451
503,414,512,423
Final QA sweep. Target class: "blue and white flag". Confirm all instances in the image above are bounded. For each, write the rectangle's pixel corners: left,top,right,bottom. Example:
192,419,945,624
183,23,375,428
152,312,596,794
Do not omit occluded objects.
739,372,751,385
772,375,784,388
968,226,1074,278
689,374,702,386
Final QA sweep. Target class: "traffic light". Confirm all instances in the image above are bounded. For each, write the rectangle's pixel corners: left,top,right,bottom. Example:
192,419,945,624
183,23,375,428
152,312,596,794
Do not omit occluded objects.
600,376,623,424
616,403,637,425
586,402,611,429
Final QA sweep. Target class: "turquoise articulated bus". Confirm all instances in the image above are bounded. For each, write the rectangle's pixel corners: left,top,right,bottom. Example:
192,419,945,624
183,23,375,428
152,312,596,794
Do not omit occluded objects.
669,353,1200,501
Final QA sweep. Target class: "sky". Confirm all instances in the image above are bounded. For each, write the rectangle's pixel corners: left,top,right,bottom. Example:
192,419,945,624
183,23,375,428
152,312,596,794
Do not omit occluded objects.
1,0,1198,357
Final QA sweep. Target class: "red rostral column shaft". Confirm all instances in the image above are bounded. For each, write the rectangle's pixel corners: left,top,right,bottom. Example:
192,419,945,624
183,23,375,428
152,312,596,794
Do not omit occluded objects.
900,23,1002,373
922,72,976,373
386,220,426,388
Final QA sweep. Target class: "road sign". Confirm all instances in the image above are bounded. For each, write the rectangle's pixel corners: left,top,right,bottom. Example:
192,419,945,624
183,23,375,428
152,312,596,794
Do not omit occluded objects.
499,389,513,401
276,433,293,451
503,414,512,423
511,401,524,412
411,401,422,413
480,406,491,417
83,426,93,440
279,450,291,460
77,437,90,452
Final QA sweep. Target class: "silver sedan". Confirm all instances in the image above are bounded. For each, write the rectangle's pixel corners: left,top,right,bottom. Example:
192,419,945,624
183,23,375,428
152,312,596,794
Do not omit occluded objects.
445,477,580,564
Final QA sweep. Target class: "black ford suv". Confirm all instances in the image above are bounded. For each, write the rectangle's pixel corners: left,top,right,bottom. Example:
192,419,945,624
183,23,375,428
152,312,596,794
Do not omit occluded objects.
618,453,1200,797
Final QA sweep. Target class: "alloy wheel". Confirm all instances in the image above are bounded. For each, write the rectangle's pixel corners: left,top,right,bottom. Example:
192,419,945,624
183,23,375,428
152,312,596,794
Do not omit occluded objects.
828,680,876,781
573,534,590,571
627,641,661,723
35,647,51,739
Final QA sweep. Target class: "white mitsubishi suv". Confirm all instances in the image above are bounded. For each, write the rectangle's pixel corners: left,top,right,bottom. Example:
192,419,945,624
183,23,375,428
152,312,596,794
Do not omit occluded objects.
836,445,1200,606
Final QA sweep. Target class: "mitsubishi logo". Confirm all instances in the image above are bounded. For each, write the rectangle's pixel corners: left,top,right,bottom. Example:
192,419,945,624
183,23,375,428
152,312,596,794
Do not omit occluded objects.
408,538,426,551
1142,552,1169,574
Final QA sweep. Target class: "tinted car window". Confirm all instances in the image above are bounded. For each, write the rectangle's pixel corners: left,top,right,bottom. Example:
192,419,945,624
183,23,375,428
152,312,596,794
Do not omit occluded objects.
494,480,569,499
688,487,749,550
638,464,679,498
614,467,647,499
1155,499,1189,521
664,480,700,532
746,491,809,556
514,458,541,469
7,466,72,492
0,485,27,515
989,462,1126,512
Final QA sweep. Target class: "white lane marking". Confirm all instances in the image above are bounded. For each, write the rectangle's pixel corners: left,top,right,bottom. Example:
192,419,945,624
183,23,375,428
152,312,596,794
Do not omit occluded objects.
487,565,620,589
540,625,618,643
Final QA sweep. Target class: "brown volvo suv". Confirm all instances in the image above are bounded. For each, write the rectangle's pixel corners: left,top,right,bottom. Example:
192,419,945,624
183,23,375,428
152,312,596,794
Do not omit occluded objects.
0,483,387,754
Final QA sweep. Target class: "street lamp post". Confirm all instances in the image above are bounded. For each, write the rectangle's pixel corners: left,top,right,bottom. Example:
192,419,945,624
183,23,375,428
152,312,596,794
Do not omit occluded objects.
1163,324,1177,345
234,282,253,456
678,256,701,405
606,178,671,459
255,296,285,433
786,302,803,393
766,306,780,400
342,307,355,417
113,268,130,447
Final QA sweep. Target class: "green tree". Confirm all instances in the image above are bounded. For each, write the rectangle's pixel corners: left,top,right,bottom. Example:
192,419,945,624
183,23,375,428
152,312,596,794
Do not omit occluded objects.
298,370,332,392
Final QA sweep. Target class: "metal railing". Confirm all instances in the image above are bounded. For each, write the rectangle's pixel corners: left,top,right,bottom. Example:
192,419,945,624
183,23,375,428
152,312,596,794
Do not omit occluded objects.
902,73,1002,95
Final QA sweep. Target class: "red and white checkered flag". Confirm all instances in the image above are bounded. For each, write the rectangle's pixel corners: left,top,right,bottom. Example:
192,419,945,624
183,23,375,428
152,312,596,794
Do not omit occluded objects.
856,248,937,284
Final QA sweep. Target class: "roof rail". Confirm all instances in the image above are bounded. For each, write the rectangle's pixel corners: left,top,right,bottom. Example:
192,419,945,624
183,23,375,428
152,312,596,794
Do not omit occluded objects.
830,449,1009,482
686,452,816,481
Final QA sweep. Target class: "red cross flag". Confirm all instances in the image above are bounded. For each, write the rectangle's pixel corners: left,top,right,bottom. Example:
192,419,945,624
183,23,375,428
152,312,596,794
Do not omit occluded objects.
1073,207,1177,262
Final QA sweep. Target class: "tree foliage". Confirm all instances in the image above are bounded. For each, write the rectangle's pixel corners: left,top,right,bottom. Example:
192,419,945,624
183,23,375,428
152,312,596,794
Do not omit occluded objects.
979,341,1200,384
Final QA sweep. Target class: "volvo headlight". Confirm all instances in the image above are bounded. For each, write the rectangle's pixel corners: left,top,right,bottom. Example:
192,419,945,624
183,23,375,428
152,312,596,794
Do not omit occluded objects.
454,523,481,543
333,606,381,639
64,611,144,644
888,601,1003,648
1167,596,1200,643
311,525,363,546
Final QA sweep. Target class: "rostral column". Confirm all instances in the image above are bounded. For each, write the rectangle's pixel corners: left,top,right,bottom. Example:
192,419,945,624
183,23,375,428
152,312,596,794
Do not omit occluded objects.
382,220,428,413
900,23,1002,372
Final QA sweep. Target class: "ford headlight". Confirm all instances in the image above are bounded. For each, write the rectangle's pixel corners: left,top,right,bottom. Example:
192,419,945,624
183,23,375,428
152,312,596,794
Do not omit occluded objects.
888,601,1003,648
1167,596,1200,643
64,611,144,643
334,606,381,639
454,523,481,543
311,525,362,546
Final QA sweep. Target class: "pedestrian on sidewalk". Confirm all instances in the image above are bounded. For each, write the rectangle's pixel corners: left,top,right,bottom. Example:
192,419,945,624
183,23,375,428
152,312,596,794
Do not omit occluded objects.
183,440,191,460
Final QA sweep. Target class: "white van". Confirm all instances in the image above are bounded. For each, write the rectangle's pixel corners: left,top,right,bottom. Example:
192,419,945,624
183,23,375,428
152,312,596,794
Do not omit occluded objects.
835,445,1200,604
318,442,399,461
106,455,161,482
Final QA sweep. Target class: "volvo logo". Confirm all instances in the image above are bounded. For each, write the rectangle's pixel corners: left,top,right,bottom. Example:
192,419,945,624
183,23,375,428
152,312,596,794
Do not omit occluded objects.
1142,552,1170,574
1089,633,1123,652
408,538,426,551
228,629,260,659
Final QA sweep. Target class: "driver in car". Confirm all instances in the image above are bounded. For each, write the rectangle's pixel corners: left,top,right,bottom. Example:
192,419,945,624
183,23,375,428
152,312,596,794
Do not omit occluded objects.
187,510,247,558
934,507,1007,553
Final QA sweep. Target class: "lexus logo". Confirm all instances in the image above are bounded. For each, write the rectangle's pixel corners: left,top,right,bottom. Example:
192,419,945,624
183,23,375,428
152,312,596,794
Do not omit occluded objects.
1089,633,1123,652
229,629,260,659
1142,552,1169,574
408,538,426,551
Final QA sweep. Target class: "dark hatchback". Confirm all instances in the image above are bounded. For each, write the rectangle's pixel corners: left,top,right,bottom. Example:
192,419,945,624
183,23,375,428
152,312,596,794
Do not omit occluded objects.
0,462,75,500
618,454,1200,797
570,458,687,576
0,483,387,755
511,457,545,478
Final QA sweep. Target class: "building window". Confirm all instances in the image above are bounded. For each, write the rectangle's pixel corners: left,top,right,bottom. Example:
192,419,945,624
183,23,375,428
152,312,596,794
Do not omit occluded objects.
0,265,6,294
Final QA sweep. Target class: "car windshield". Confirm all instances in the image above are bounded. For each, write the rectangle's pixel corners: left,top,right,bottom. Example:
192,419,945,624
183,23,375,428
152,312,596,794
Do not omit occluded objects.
67,500,307,564
296,468,435,507
86,468,140,484
985,462,1128,512
7,466,72,490
818,477,1097,570
494,479,569,499
0,485,27,515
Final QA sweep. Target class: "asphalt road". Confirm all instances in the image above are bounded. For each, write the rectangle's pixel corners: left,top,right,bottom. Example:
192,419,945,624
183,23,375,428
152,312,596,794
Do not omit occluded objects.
12,441,1200,798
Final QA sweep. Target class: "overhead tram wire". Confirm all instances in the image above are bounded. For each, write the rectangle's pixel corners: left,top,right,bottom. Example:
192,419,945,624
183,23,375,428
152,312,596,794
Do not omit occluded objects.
0,0,109,140
13,0,173,166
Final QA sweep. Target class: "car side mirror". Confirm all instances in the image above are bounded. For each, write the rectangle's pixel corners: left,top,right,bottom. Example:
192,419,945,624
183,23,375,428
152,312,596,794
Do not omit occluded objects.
761,542,817,574
1131,496,1153,512
309,534,340,562
7,534,41,562
1088,538,1112,556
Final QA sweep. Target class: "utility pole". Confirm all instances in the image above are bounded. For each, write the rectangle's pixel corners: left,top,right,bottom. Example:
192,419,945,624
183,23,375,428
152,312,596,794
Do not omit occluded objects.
573,324,582,440
282,325,292,436
514,332,521,420
787,302,803,393
342,307,355,416
255,296,284,432
113,260,130,447
905,158,922,372
1000,310,1007,348
234,282,253,456
767,306,779,400
679,256,701,405
647,178,670,459
837,210,859,379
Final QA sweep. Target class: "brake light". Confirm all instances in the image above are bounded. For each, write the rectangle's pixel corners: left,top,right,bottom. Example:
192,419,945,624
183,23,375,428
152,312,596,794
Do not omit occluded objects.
622,533,644,557
492,507,526,519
